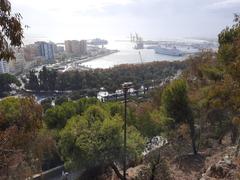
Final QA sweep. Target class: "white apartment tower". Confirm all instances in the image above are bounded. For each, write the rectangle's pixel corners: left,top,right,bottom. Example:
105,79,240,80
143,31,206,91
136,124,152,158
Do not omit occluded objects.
0,60,9,74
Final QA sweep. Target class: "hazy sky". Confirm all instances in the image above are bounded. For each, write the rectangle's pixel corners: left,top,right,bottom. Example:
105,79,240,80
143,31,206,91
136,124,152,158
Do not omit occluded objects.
11,0,240,43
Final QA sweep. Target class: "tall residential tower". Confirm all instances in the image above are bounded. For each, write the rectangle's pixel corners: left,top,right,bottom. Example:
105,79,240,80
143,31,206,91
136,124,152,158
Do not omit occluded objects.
0,60,9,74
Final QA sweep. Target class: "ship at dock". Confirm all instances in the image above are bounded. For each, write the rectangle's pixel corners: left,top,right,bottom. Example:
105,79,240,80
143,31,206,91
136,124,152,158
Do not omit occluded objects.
154,46,184,56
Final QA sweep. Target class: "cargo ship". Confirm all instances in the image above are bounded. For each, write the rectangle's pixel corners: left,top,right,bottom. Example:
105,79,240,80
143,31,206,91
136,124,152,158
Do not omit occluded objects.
154,46,184,56
134,41,144,49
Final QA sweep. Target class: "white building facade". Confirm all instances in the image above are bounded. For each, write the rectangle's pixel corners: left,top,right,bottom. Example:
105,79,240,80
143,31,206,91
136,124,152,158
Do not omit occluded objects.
0,60,9,74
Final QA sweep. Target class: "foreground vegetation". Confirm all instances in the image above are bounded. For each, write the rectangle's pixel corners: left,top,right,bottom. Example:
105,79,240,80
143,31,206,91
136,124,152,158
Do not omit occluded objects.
0,73,20,97
1,1,240,178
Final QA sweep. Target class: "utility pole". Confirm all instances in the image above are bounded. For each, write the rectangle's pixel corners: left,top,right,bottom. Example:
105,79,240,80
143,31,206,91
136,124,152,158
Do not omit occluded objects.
122,82,133,180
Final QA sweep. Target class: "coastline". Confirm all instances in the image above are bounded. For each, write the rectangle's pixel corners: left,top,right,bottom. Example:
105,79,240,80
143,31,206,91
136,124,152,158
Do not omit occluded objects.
76,50,119,65
40,50,120,72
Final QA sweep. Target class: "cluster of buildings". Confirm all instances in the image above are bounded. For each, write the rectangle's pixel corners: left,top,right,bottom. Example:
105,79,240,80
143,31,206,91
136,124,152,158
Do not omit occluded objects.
0,39,88,75
23,41,62,63
0,38,109,75
64,40,87,57
0,41,61,74
0,49,27,74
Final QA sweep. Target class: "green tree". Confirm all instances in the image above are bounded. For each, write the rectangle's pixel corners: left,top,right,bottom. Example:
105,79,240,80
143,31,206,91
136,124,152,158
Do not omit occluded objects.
44,101,77,129
201,66,223,83
128,102,162,137
218,14,240,82
103,102,123,117
216,14,240,145
39,66,48,90
58,105,146,180
55,96,68,106
0,0,24,61
48,69,57,90
0,97,51,178
38,66,57,91
161,79,197,154
0,73,20,97
40,98,53,112
44,98,99,130
28,70,39,91
75,97,98,114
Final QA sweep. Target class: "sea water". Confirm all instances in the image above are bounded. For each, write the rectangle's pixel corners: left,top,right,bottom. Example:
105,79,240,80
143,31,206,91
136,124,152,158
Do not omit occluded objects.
82,41,185,69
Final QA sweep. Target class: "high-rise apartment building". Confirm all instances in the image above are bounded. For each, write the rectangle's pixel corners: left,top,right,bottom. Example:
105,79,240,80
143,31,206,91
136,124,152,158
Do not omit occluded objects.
64,40,87,57
24,44,40,61
9,49,26,75
0,60,9,74
71,40,81,56
64,40,72,54
80,40,87,55
35,42,55,63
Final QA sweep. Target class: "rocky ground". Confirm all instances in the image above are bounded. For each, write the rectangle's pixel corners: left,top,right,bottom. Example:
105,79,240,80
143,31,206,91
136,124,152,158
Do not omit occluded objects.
78,134,240,180
112,135,240,180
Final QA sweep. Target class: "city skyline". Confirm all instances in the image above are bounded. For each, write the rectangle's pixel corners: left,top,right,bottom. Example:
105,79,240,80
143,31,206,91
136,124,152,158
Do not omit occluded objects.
12,0,240,43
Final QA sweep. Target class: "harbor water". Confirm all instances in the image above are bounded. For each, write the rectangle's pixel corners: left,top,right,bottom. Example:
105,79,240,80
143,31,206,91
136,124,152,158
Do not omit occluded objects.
82,41,186,69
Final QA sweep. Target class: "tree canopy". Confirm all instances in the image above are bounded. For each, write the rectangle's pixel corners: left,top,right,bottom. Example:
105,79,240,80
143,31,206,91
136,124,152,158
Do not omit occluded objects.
0,0,24,61
26,61,186,93
161,79,191,124
160,79,197,154
0,73,20,97
44,98,98,129
58,104,146,179
0,97,52,178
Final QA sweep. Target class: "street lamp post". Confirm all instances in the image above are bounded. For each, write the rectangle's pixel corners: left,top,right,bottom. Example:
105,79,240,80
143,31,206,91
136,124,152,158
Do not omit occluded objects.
122,82,133,180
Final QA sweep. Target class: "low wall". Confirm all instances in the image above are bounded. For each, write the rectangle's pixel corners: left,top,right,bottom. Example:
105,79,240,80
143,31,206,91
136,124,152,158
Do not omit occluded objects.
33,165,64,180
